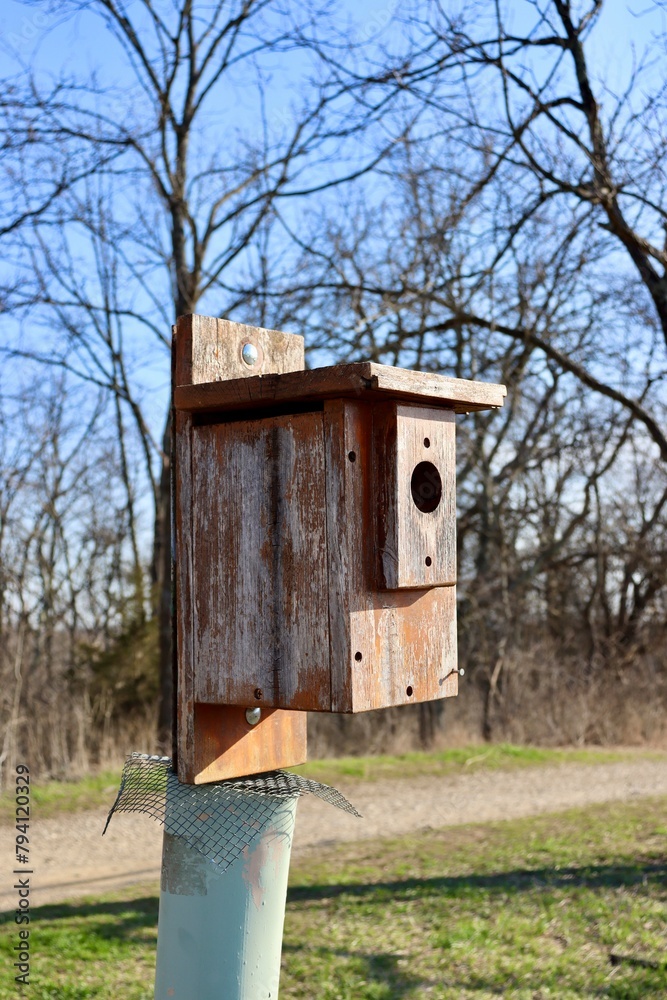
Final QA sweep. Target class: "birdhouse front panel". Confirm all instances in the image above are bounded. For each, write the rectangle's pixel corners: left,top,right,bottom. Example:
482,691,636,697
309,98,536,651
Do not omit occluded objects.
188,396,460,715
191,409,330,711
374,402,456,590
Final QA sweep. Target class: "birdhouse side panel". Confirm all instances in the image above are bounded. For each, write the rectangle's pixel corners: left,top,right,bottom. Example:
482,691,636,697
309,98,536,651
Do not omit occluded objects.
323,399,459,713
191,411,330,711
174,409,197,764
323,399,378,712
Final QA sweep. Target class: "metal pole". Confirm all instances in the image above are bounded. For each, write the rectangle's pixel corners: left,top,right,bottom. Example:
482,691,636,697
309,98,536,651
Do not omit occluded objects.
154,790,298,1000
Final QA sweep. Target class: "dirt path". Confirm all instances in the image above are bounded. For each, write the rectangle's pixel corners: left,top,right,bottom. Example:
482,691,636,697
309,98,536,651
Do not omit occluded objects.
1,758,665,912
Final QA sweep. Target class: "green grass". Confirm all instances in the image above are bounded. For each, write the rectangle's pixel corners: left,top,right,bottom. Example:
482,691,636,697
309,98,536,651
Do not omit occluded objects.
0,771,122,825
1,796,665,998
290,742,666,786
284,797,667,998
1,744,664,823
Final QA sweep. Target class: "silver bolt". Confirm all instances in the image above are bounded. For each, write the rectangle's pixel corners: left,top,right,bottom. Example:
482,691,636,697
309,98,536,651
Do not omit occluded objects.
241,342,259,367
245,706,261,726
458,668,465,677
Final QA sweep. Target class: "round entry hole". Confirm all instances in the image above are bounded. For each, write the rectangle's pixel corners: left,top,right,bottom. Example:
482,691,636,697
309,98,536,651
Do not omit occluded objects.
425,556,432,566
406,685,413,697
348,451,356,463
411,461,442,513
424,437,431,448
355,651,363,662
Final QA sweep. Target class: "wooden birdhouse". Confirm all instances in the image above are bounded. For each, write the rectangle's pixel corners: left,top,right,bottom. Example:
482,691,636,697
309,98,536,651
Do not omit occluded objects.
173,315,506,782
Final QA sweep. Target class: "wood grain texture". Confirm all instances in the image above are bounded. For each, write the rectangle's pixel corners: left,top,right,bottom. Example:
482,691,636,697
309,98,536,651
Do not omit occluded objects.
175,314,304,385
357,587,459,711
374,403,456,590
173,314,307,782
175,360,507,415
192,411,329,711
191,704,307,783
324,399,458,713
323,400,376,712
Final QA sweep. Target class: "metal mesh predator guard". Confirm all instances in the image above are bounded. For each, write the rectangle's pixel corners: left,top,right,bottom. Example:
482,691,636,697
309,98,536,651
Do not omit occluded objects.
103,753,360,874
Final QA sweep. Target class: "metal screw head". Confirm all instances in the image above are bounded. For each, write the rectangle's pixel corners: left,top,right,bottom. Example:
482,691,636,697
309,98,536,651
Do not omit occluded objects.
245,706,262,726
241,342,259,367
458,668,465,677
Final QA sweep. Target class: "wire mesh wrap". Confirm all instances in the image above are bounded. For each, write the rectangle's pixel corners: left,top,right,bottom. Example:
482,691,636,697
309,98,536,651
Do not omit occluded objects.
103,752,360,874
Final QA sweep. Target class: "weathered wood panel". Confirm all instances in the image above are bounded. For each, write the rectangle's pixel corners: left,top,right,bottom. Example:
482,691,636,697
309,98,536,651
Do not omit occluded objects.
175,314,304,385
192,411,330,711
191,704,307,783
175,360,507,415
174,407,196,772
357,587,458,711
375,403,456,590
323,399,458,713
369,364,504,410
173,314,307,782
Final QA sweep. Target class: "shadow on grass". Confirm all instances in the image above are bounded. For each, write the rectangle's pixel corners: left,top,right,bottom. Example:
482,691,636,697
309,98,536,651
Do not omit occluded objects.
442,968,667,1000
0,894,158,942
282,942,667,999
283,942,427,996
603,968,667,1000
288,860,667,904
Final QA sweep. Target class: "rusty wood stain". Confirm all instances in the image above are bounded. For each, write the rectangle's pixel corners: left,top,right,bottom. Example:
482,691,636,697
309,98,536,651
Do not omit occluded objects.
192,705,306,783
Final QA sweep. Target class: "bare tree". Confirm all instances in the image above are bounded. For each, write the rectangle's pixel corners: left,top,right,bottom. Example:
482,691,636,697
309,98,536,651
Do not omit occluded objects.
0,373,149,785
3,0,395,748
255,0,667,738
4,0,666,754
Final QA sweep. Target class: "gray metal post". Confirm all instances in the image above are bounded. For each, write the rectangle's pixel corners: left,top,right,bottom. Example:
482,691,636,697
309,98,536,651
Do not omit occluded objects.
153,790,297,1000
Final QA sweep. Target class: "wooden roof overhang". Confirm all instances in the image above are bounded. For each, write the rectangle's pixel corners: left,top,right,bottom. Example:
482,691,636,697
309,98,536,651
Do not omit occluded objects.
174,361,507,417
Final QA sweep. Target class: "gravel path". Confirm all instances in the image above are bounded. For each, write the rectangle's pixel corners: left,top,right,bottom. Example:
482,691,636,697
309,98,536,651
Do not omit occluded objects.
1,758,665,911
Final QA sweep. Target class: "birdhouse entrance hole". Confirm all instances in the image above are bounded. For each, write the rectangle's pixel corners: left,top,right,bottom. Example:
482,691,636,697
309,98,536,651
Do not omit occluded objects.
410,461,442,513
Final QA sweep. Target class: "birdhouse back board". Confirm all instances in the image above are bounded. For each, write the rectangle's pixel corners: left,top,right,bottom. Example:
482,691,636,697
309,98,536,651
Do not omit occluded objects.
173,314,309,783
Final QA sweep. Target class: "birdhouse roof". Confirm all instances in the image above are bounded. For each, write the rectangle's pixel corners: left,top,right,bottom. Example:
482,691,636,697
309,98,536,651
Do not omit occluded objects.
174,361,506,415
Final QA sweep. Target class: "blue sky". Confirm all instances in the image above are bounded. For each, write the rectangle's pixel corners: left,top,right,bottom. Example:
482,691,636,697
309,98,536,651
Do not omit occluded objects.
1,1,665,554
2,1,662,86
